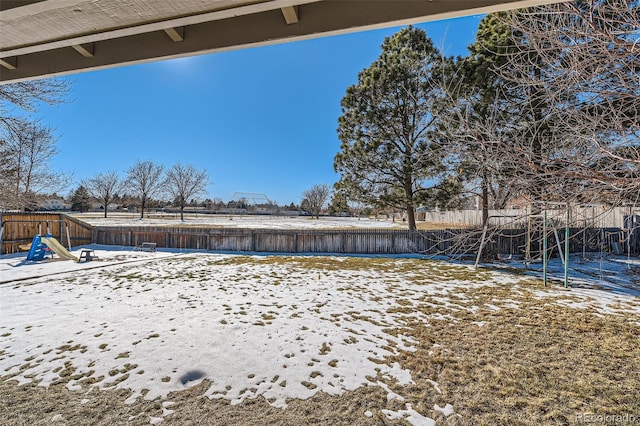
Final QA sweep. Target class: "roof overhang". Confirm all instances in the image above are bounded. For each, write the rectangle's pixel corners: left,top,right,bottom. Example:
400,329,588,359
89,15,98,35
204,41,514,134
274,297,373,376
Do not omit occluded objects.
0,0,566,84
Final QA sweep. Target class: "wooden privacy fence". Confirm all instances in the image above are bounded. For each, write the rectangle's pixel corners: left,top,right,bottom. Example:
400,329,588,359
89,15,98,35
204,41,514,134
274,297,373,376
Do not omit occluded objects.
2,213,637,256
420,206,640,229
0,212,93,255
93,226,640,256
95,227,441,254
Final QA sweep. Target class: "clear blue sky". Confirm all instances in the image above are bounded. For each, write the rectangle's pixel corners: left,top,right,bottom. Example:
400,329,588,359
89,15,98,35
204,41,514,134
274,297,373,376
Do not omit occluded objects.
38,15,482,205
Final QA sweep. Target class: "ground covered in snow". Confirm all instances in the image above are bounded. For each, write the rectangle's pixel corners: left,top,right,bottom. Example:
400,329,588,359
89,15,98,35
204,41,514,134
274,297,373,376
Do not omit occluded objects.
70,212,406,229
1,247,640,425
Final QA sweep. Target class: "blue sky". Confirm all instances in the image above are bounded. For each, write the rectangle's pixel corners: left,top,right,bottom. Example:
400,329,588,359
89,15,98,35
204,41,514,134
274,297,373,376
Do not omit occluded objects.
38,15,482,205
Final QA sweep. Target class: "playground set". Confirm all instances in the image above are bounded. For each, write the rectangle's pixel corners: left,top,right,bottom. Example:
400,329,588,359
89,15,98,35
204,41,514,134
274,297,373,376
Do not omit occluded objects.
23,233,79,262
0,218,95,263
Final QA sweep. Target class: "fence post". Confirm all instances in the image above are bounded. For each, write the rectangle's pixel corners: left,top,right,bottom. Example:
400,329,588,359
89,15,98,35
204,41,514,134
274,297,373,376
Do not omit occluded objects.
251,230,256,252
0,211,3,255
564,208,570,288
543,210,548,287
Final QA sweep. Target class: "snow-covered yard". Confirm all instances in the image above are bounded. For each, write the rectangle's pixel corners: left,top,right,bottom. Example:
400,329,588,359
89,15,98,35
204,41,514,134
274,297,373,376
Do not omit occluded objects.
1,246,640,425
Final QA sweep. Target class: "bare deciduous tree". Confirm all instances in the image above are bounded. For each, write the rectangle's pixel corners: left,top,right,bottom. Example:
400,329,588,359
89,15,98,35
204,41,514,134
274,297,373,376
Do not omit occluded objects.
443,3,640,214
2,121,72,210
164,164,209,221
436,2,639,261
0,79,69,137
125,160,165,219
497,1,640,205
84,171,124,218
302,184,331,219
0,138,18,210
0,79,70,210
438,12,521,225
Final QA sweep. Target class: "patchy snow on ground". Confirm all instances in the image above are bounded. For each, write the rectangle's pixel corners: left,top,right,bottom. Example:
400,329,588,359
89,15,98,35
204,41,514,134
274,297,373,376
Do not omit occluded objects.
489,252,640,298
0,246,174,284
1,246,640,425
70,212,405,229
1,247,430,424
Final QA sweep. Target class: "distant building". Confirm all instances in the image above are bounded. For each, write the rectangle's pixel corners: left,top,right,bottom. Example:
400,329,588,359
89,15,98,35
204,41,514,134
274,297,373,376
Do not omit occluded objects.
254,205,279,214
41,198,71,211
90,202,119,211
505,196,531,210
218,207,248,215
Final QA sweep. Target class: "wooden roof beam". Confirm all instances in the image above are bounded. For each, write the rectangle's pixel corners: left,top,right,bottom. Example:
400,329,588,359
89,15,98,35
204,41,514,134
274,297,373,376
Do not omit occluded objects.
281,6,298,24
71,43,94,57
164,27,184,42
0,57,17,70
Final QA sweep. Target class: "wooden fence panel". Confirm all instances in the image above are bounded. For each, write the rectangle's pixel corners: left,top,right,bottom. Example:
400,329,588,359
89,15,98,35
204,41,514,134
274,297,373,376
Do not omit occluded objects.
420,207,640,229
5,221,630,257
254,231,292,253
0,212,93,255
63,215,94,247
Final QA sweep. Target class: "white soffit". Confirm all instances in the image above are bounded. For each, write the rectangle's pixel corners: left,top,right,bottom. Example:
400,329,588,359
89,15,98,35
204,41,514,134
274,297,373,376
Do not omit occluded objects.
0,0,567,83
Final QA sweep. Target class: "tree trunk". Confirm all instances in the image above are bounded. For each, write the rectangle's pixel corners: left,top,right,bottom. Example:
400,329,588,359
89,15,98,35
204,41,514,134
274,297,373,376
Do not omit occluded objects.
406,204,416,230
481,172,489,227
404,180,417,230
140,197,146,219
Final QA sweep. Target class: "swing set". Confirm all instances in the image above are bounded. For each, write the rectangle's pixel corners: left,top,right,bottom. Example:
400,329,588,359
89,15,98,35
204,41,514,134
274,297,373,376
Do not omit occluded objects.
474,205,573,288
0,219,73,253
474,203,640,288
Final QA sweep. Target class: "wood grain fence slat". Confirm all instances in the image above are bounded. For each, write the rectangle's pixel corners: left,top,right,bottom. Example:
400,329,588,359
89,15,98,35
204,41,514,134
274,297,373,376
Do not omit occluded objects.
89,226,638,256
3,212,637,256
0,212,93,254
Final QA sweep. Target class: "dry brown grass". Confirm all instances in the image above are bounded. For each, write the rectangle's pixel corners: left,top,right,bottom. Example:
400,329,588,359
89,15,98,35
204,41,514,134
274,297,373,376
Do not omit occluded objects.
1,256,638,425
385,284,640,425
0,379,393,425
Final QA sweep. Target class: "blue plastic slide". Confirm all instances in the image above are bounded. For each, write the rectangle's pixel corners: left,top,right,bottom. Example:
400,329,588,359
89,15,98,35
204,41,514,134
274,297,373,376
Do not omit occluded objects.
25,234,49,261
